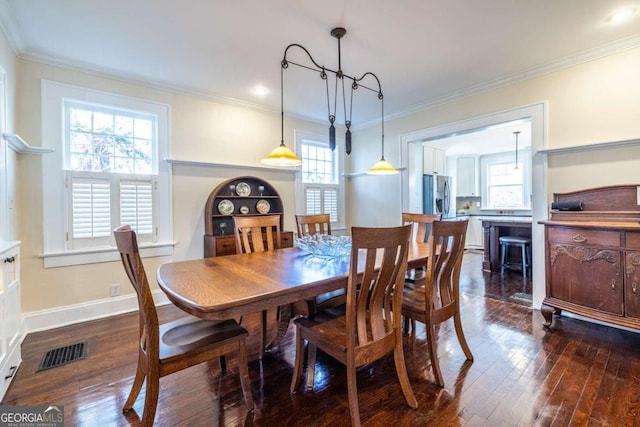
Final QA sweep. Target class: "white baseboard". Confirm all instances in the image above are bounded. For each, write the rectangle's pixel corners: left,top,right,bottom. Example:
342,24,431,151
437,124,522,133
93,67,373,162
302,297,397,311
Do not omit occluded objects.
23,290,171,333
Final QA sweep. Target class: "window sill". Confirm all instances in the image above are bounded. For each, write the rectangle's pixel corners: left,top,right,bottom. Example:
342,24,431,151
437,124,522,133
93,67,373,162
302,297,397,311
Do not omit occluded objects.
40,241,175,268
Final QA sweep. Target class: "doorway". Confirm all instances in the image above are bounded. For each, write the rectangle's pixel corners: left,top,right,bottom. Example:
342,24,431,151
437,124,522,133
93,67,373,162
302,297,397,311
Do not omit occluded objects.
399,102,547,309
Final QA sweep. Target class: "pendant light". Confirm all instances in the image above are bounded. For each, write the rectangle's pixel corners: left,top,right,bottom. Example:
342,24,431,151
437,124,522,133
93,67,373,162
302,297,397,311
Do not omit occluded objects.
265,27,397,174
261,66,302,167
367,93,398,175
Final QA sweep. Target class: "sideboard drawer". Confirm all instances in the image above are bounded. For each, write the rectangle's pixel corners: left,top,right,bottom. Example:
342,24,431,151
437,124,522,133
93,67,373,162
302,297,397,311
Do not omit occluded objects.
548,227,620,247
626,232,640,250
215,237,236,256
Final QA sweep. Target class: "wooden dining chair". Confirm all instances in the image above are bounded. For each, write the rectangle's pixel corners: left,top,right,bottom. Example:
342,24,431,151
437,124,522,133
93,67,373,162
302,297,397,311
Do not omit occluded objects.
401,219,473,387
293,214,346,317
295,213,332,237
290,225,418,427
232,215,284,356
402,212,442,332
114,225,254,427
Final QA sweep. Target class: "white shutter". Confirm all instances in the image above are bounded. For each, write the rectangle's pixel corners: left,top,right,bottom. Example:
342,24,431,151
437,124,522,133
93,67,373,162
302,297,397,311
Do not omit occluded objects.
120,180,154,235
323,187,338,222
305,187,322,214
71,177,111,238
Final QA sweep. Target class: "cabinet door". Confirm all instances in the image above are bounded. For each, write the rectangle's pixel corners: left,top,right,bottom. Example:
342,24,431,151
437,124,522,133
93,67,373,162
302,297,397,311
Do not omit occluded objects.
548,243,623,315
423,146,446,175
465,217,483,249
456,156,476,196
625,251,640,318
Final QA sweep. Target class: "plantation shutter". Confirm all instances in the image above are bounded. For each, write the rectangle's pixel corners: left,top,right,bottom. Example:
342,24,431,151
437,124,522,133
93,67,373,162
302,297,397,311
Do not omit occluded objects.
120,180,154,235
71,177,111,239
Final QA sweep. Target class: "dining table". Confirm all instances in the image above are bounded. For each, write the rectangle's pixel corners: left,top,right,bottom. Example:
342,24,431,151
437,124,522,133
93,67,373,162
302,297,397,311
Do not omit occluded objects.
156,242,430,322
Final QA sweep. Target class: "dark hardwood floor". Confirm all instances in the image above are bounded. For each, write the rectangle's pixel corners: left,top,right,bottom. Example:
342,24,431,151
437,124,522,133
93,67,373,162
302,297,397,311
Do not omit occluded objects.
4,251,640,426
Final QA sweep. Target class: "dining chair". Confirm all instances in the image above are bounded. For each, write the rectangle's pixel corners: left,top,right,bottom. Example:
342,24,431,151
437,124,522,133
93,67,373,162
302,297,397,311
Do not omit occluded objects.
114,225,254,426
295,213,332,236
401,219,473,387
402,212,442,332
293,214,345,317
232,215,285,357
290,225,418,427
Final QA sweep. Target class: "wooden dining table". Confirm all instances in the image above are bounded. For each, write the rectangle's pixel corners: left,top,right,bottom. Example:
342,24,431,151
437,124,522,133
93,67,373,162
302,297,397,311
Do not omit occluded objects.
156,242,430,321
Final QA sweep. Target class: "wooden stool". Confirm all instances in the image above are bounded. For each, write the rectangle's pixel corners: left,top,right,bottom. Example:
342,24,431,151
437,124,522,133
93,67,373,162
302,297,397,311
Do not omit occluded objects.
499,236,531,277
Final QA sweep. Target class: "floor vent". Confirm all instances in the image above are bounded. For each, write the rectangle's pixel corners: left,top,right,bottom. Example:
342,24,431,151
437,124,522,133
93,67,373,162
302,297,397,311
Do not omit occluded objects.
37,341,88,372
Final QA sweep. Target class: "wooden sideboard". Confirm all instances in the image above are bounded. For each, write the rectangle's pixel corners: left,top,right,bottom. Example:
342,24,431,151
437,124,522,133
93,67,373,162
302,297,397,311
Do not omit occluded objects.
203,176,293,258
539,184,640,330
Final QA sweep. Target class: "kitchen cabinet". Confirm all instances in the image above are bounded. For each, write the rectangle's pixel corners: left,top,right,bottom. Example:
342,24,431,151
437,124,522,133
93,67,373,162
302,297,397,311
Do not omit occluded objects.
465,216,484,249
456,156,478,197
1,241,22,400
423,145,446,175
203,176,293,257
540,184,640,330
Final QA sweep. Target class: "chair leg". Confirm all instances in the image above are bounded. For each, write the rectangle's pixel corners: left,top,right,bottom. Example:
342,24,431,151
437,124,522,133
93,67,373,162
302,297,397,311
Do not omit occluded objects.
425,323,444,387
140,364,160,427
521,243,527,277
500,242,507,272
290,327,305,393
260,309,267,359
346,359,362,427
453,310,473,362
123,351,146,411
392,337,418,409
306,344,317,390
237,340,255,410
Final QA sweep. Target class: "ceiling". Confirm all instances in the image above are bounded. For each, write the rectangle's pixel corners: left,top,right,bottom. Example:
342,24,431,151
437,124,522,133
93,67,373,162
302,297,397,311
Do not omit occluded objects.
1,1,639,129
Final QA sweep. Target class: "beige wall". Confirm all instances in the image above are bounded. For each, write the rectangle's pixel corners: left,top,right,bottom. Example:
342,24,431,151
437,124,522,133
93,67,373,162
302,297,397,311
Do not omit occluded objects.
15,59,327,313
10,32,640,321
350,46,640,227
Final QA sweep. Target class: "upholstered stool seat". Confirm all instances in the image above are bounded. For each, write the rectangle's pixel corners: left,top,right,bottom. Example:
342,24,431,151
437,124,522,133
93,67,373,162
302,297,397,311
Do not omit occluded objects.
499,236,531,277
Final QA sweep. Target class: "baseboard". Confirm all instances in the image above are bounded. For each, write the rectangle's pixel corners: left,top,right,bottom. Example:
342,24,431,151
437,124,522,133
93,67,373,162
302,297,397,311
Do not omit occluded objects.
23,290,171,333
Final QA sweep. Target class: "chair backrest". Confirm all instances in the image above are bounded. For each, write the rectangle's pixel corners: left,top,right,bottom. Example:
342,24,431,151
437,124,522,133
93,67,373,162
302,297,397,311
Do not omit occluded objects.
295,214,332,236
114,225,159,356
233,215,281,254
425,220,468,319
347,225,412,349
402,212,442,243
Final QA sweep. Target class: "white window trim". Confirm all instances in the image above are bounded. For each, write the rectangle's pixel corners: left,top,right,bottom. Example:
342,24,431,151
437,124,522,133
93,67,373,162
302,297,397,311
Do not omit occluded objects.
41,80,174,268
480,148,532,211
294,129,346,231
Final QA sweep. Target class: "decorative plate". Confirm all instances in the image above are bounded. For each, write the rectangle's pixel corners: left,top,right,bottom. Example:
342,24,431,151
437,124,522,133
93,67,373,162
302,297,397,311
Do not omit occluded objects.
217,199,234,215
235,182,251,197
240,205,250,214
256,199,270,214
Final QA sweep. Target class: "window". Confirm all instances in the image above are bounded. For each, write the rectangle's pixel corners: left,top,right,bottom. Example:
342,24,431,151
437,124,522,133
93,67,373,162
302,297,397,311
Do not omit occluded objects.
295,131,345,230
42,81,173,267
480,150,531,210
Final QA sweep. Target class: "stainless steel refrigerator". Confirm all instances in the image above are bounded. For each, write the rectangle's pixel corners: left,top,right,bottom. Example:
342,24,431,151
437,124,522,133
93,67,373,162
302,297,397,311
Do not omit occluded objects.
423,174,453,218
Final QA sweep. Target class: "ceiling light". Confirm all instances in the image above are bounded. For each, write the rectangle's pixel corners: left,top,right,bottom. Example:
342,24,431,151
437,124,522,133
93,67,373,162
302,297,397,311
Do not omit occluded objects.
253,85,269,97
262,27,398,175
608,8,635,23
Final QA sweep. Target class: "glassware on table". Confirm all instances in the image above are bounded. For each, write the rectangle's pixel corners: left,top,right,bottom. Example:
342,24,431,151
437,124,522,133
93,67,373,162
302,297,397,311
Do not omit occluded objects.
295,234,352,258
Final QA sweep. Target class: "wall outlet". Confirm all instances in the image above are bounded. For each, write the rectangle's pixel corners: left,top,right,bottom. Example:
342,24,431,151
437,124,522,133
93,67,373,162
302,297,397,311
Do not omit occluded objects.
110,284,121,297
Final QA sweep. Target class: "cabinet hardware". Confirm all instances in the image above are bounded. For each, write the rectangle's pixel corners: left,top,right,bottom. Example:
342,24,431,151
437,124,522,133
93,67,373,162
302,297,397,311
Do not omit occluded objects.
4,365,17,379
3,256,15,263
611,279,616,290
572,234,586,243
633,283,637,294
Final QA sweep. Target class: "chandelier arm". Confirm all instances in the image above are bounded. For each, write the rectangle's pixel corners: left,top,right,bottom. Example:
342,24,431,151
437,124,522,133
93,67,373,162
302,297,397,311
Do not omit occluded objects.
283,43,326,71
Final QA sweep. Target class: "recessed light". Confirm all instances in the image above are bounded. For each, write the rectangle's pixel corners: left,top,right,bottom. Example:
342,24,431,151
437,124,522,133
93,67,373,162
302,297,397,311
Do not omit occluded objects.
608,8,636,23
253,85,269,97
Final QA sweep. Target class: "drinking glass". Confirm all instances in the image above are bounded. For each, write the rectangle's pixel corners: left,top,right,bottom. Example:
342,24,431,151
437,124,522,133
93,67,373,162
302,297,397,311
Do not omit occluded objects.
258,185,265,196
229,184,236,195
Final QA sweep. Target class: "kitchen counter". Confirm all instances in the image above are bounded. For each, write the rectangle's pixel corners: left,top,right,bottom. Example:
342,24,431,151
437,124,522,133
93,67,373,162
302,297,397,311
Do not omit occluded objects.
481,217,532,272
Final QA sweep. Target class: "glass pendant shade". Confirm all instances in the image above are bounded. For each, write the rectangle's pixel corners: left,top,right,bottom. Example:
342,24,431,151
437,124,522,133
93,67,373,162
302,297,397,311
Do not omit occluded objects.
367,157,399,175
261,143,302,166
